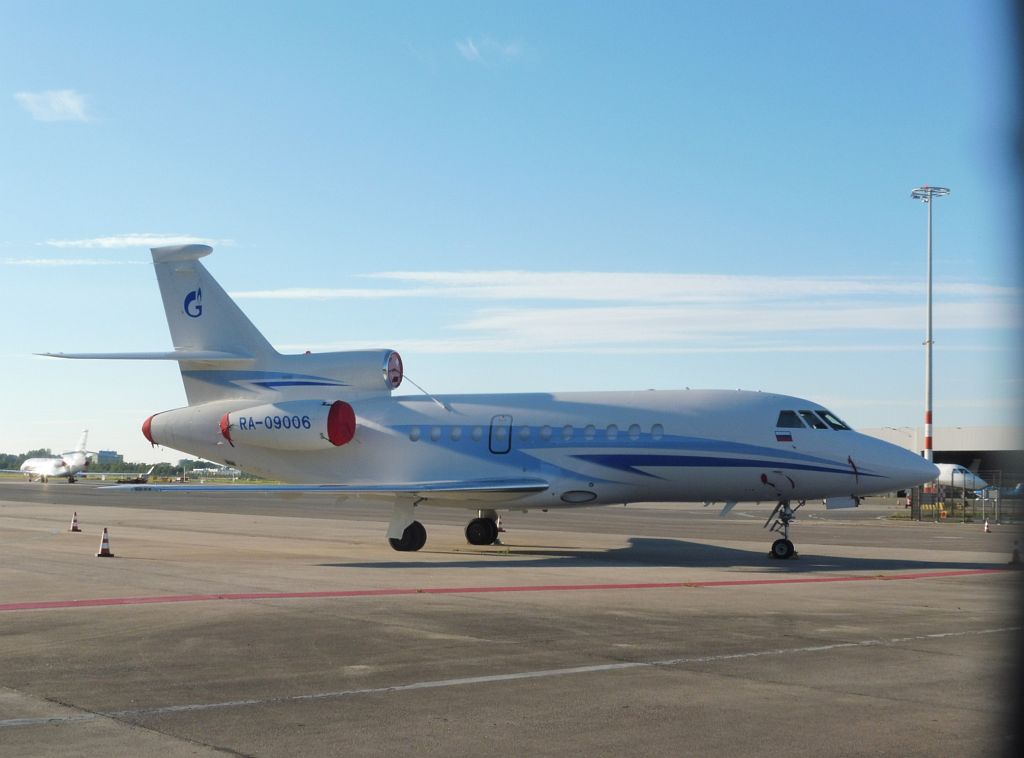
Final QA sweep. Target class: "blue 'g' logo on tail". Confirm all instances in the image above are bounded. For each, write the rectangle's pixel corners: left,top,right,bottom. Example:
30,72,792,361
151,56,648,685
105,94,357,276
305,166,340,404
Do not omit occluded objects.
184,288,203,318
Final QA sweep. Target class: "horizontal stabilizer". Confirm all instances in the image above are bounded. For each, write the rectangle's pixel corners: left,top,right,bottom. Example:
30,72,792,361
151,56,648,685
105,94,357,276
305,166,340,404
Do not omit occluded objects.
39,351,254,364
151,244,212,263
103,478,550,503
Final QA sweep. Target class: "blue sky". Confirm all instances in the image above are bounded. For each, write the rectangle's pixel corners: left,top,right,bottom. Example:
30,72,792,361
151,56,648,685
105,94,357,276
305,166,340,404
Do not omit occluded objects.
1,1,1020,462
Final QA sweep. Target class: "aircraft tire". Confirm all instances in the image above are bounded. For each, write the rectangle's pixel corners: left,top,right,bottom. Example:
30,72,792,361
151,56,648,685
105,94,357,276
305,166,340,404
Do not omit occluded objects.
770,538,795,560
465,517,498,546
388,520,427,552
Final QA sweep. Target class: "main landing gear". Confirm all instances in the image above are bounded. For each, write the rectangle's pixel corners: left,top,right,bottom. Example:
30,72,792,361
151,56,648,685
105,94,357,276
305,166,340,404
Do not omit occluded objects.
385,505,506,552
388,520,427,552
465,509,504,546
764,500,805,559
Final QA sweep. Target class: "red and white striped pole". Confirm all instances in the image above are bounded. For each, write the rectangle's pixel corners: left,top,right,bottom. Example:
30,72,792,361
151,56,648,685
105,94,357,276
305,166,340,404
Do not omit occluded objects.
911,185,949,463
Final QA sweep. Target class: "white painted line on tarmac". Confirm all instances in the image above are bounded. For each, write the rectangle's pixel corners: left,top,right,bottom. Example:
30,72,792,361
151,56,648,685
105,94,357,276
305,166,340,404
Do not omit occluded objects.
1,625,1018,729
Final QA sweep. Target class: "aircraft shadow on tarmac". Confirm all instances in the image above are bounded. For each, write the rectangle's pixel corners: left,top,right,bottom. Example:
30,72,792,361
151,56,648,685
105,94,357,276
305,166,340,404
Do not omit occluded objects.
325,537,1008,573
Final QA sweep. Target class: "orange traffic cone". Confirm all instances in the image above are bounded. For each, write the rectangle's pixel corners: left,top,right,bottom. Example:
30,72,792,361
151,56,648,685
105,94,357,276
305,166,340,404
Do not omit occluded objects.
984,519,991,533
96,528,114,558
69,512,82,532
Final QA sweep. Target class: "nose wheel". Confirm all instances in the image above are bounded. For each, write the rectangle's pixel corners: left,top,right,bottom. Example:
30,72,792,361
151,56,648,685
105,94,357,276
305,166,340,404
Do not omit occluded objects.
770,537,795,560
765,500,804,559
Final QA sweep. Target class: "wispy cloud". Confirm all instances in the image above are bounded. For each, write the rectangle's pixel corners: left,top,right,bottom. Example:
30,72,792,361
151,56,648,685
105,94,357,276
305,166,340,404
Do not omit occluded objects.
14,90,90,122
43,233,233,249
243,270,1019,356
456,37,522,64
453,301,1014,346
233,287,443,300
233,271,1018,303
2,258,146,266
279,338,921,356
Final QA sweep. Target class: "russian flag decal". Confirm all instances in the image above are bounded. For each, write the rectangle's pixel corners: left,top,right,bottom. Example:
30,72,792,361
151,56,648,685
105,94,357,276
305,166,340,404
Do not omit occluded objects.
775,430,793,443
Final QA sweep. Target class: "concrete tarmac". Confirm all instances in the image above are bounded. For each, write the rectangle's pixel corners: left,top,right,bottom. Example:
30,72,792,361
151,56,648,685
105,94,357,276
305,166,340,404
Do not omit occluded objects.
1,481,1021,757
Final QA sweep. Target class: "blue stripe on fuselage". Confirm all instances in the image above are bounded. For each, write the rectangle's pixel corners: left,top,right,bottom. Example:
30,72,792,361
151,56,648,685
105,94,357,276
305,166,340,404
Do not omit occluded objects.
181,370,349,390
571,453,880,479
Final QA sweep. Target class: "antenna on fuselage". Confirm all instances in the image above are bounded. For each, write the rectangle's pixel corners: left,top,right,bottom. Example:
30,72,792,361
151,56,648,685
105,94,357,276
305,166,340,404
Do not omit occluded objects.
403,375,452,413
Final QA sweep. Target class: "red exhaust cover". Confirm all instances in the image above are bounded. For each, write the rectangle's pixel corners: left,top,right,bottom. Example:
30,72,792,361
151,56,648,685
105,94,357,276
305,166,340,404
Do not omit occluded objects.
220,413,234,445
142,415,156,445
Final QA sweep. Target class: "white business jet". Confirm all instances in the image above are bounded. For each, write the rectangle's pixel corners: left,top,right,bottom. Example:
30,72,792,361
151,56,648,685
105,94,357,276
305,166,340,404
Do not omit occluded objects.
9,430,93,483
933,463,988,492
43,245,938,558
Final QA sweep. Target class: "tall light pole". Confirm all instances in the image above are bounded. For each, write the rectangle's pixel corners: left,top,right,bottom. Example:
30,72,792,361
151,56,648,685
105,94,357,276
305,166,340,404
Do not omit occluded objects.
910,185,950,462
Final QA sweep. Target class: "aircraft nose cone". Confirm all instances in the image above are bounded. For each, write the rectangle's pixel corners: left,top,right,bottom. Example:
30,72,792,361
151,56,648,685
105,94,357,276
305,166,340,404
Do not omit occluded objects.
915,456,940,482
893,450,939,489
856,434,940,492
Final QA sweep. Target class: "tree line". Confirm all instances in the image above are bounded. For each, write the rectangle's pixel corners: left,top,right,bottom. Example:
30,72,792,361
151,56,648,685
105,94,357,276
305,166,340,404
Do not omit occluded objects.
0,450,259,480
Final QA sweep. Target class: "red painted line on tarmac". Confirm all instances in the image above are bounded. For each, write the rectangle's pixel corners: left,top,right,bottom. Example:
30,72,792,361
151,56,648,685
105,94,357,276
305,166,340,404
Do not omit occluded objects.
0,568,1006,612
0,569,1007,611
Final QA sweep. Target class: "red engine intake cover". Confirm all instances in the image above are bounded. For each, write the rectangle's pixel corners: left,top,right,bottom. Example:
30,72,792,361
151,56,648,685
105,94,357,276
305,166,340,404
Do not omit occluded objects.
326,401,356,446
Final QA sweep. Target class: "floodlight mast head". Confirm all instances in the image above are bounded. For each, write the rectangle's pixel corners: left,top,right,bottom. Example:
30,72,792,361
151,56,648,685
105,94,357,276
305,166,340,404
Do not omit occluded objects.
910,184,950,464
911,186,950,202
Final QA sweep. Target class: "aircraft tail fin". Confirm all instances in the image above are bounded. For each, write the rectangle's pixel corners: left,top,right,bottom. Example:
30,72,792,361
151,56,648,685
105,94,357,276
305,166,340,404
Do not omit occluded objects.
42,245,400,406
149,245,281,404
75,429,88,453
151,245,277,361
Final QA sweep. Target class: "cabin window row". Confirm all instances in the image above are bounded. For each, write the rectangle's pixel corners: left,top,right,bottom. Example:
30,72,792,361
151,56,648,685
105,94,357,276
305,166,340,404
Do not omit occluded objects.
775,409,851,430
408,423,666,443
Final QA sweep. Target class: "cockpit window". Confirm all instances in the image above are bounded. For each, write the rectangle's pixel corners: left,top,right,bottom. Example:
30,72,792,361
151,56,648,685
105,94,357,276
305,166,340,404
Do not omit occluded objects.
776,410,806,428
798,410,829,429
818,409,851,430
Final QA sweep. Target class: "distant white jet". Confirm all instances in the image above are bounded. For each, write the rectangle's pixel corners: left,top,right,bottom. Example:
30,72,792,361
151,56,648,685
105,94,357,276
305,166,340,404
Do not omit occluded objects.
43,244,938,558
111,466,157,484
9,430,93,483
933,463,988,492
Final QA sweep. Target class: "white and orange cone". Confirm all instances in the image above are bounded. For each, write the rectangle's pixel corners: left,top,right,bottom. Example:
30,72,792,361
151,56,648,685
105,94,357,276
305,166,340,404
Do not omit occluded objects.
69,512,82,532
96,528,114,558
984,519,991,533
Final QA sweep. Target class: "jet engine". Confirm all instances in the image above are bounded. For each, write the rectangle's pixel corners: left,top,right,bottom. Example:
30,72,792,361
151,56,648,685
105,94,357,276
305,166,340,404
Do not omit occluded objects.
220,400,357,451
142,399,359,454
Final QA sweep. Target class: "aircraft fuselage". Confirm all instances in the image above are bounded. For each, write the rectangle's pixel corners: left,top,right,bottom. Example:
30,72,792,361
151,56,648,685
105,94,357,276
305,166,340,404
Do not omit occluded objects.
145,388,936,509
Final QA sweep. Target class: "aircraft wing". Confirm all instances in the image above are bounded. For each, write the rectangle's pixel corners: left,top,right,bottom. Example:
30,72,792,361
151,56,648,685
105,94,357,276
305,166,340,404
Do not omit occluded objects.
103,478,550,503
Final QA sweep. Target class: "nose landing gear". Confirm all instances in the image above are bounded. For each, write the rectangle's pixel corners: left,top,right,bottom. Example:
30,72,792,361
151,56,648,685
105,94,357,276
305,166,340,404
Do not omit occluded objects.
765,500,805,559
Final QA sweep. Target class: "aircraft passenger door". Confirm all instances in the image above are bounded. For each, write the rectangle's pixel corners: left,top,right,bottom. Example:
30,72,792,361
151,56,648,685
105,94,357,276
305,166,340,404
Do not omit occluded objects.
489,415,513,454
